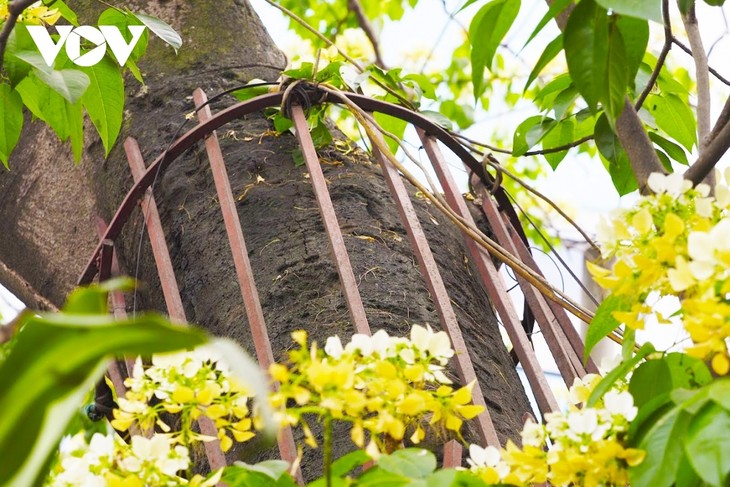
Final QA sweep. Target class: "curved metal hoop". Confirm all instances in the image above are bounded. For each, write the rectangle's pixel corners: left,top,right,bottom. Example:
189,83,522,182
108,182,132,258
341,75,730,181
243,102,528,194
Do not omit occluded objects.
78,89,518,284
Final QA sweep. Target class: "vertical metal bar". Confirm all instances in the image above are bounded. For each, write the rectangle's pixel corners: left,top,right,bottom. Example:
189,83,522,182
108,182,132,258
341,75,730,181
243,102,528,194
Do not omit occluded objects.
94,217,137,378
193,88,302,479
97,239,128,397
501,219,599,375
124,138,228,472
290,104,371,336
417,130,559,416
442,441,464,468
472,176,587,384
368,130,499,448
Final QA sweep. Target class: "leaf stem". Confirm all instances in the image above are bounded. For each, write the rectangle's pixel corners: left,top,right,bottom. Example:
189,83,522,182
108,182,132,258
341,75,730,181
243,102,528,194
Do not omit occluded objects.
323,414,333,487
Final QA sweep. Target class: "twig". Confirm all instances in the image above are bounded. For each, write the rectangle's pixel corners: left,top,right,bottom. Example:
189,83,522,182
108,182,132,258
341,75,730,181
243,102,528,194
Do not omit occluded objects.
685,117,730,184
347,0,386,68
672,37,730,87
635,0,671,110
450,131,593,156
318,85,595,323
0,0,38,72
681,2,711,153
262,0,416,110
708,96,730,144
482,154,600,252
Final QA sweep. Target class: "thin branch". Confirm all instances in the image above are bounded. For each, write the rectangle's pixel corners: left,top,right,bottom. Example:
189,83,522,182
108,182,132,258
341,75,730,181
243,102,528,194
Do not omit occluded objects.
681,1,711,153
672,37,730,87
635,0,672,110
685,117,730,184
347,0,386,68
708,96,730,143
0,0,38,72
482,153,601,253
262,0,416,110
450,131,593,156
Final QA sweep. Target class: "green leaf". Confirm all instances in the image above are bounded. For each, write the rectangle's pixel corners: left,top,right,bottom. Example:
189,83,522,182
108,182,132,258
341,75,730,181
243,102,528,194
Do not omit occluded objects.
377,449,437,479
583,292,630,361
664,353,713,389
0,84,23,168
541,117,575,169
616,16,649,89
524,33,563,92
4,25,35,87
14,73,84,162
564,0,609,111
512,115,555,156
81,57,124,157
649,132,689,165
421,110,453,130
630,406,691,487
133,12,182,52
645,93,697,151
708,379,730,410
0,284,207,486
629,358,673,409
375,111,408,154
684,403,730,486
469,0,521,99
603,23,629,123
98,8,149,69
43,0,79,25
523,0,572,48
14,51,89,104
595,0,662,22
331,450,371,477
595,113,638,195
587,342,655,407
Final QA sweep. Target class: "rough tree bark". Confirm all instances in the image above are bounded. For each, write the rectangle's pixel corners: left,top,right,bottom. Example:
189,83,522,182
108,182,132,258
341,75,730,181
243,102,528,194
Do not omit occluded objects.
0,0,532,476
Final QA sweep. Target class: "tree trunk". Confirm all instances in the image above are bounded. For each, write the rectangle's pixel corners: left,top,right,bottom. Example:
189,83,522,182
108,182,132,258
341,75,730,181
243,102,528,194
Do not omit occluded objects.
0,0,532,477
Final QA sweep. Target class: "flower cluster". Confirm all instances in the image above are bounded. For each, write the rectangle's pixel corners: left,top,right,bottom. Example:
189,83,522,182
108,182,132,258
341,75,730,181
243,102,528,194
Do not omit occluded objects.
0,1,61,24
269,325,484,454
45,432,220,487
111,345,256,452
589,171,730,374
467,375,644,486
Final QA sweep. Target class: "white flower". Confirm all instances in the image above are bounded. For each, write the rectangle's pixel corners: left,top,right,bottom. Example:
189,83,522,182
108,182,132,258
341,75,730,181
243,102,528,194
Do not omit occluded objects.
467,444,501,468
410,324,454,364
603,390,637,421
86,433,114,464
346,333,373,356
567,409,598,437
647,172,692,196
695,197,715,218
370,329,391,357
324,336,344,359
520,420,546,447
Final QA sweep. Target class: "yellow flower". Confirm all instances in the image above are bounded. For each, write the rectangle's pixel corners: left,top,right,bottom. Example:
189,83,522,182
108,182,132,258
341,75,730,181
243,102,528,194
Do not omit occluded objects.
712,353,730,375
171,386,195,403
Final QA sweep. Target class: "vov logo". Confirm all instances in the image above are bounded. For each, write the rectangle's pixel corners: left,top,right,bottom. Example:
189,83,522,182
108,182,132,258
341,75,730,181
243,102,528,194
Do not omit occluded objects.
27,25,146,67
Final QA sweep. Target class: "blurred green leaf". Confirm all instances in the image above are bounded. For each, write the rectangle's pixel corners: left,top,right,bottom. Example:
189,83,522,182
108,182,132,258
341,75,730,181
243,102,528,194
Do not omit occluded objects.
0,283,207,486
469,0,521,98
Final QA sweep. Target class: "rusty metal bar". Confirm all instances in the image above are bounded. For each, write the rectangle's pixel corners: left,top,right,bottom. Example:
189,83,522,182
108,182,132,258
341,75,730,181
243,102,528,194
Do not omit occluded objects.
290,104,371,336
124,138,228,472
472,177,588,384
500,206,598,375
418,131,559,416
95,218,137,378
443,441,463,468
193,88,302,477
368,129,499,448
97,239,128,398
